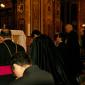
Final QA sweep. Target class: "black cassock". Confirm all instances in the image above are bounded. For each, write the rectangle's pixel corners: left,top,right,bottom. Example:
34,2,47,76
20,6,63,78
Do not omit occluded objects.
29,35,71,85
0,40,25,85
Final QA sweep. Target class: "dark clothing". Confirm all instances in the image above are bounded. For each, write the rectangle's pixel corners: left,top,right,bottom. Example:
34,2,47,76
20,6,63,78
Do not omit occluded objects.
29,35,71,85
10,65,55,85
57,42,66,56
63,31,80,85
0,40,25,85
56,42,67,66
0,75,14,85
0,40,25,65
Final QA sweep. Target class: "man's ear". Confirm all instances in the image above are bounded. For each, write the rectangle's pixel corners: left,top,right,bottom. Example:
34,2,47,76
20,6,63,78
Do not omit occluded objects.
13,64,17,67
13,64,23,69
13,64,20,69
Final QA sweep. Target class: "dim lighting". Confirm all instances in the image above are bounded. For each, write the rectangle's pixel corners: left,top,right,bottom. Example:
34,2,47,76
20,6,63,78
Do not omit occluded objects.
0,3,5,8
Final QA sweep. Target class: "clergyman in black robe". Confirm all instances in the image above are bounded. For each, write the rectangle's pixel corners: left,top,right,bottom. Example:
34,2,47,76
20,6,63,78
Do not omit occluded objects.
29,34,72,85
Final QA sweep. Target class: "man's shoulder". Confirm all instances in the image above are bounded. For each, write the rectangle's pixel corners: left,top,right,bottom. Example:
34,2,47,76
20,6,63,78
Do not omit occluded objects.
25,66,55,84
10,66,55,85
38,69,54,81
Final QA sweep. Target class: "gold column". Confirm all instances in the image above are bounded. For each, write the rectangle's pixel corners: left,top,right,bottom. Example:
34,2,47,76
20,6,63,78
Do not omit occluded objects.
25,0,30,36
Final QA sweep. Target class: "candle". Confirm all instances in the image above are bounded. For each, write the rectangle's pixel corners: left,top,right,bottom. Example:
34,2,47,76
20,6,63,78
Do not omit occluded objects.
27,24,30,36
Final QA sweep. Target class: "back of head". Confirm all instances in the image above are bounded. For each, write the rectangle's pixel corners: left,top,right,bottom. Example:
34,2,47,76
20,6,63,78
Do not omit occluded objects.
0,29,11,38
31,30,41,38
11,52,32,67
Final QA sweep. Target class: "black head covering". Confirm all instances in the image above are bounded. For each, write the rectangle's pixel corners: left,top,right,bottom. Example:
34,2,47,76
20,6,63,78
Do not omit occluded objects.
31,30,41,37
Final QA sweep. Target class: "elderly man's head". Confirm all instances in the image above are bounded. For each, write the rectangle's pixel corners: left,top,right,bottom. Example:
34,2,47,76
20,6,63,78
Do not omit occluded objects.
65,24,73,33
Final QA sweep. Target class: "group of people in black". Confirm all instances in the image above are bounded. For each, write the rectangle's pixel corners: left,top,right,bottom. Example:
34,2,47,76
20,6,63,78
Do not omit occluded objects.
0,24,80,85
54,24,80,85
29,24,80,85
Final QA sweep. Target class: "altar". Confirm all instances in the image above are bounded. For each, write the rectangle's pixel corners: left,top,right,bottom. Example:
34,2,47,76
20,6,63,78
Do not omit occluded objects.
0,29,27,52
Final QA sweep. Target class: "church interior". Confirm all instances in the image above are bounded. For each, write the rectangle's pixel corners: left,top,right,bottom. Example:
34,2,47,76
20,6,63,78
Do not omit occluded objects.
0,0,84,84
0,0,84,45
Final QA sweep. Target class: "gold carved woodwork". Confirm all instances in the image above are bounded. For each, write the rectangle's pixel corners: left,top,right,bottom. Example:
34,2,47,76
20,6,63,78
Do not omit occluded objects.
17,0,25,31
30,0,61,39
30,0,41,31
54,0,61,32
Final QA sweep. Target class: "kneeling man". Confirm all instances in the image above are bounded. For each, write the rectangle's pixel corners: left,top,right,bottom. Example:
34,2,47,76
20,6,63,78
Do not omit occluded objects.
10,52,55,85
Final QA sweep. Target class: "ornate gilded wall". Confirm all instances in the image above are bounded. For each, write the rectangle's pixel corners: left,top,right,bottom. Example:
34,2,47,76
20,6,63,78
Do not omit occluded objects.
30,0,61,39
17,0,25,30
30,0,41,31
